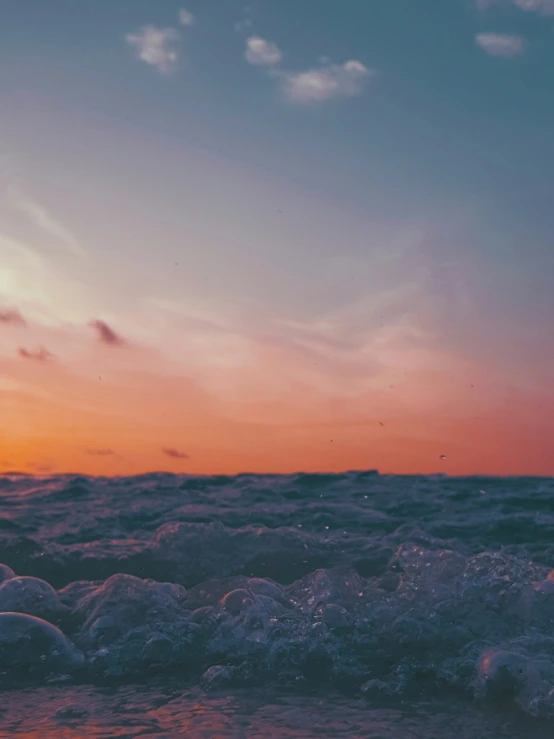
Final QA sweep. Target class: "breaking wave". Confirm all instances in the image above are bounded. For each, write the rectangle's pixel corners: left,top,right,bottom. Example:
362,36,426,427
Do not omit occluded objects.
2,471,554,720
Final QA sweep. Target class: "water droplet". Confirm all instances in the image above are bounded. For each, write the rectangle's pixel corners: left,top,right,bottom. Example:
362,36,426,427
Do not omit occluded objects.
440,454,447,461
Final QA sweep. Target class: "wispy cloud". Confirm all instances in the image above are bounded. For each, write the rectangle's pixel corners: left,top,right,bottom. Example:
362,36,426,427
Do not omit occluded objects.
282,60,373,104
235,18,254,33
10,192,85,257
477,0,554,14
245,37,283,66
18,346,55,362
28,462,55,474
0,308,27,327
179,8,195,26
0,234,94,328
85,448,115,457
476,32,525,57
89,320,126,347
162,447,190,460
126,26,181,74
515,0,554,12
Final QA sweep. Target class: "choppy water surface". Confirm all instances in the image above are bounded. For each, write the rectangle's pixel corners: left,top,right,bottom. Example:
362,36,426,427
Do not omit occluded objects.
2,471,554,737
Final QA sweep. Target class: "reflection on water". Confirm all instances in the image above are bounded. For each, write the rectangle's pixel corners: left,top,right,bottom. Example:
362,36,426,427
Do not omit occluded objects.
1,685,552,739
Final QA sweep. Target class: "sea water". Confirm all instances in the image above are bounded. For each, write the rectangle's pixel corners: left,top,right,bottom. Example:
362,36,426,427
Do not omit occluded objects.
1,471,554,737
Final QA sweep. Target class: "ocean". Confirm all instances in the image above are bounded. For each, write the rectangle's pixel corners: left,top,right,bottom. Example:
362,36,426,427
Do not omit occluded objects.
1,471,554,737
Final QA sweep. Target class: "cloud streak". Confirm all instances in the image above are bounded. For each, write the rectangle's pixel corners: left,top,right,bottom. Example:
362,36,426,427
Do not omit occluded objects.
18,346,55,362
477,0,554,13
476,32,525,57
89,320,126,347
126,26,181,74
162,447,190,460
10,193,85,257
85,448,115,457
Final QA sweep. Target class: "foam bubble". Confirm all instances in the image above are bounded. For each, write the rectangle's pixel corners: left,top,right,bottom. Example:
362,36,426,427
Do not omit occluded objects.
0,563,15,583
0,612,84,679
0,576,64,619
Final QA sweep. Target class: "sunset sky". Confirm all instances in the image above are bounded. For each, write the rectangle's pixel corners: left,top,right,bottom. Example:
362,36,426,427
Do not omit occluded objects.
1,0,553,477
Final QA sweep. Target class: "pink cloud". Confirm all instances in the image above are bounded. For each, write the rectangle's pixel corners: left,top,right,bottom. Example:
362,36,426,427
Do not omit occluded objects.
18,346,55,362
89,320,125,347
0,308,27,327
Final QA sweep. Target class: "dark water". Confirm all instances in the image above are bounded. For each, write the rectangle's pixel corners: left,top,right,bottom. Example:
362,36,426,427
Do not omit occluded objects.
2,471,554,737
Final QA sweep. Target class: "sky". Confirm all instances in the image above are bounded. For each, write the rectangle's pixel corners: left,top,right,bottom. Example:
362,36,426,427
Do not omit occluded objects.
1,0,553,477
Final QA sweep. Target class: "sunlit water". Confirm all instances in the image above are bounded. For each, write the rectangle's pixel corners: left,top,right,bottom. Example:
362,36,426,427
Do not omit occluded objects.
4,685,553,738
2,471,554,737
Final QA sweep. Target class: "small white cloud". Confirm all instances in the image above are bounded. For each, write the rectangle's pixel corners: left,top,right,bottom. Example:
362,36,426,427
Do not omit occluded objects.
282,60,373,104
126,26,181,74
179,8,195,26
475,32,525,57
245,37,283,66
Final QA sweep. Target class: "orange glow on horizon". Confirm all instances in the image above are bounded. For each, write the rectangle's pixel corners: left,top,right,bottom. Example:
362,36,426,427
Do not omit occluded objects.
1,336,553,478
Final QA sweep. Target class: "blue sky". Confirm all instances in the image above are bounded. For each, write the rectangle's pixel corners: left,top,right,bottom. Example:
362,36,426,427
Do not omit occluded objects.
1,0,553,475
